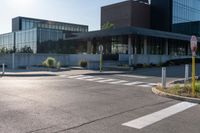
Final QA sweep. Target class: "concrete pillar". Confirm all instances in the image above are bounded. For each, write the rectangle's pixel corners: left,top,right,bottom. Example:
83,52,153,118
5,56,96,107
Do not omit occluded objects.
128,36,133,66
144,37,147,55
87,40,93,54
165,39,169,55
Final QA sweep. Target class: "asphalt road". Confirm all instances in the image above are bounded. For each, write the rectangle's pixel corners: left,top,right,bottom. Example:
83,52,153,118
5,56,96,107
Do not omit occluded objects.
0,64,200,133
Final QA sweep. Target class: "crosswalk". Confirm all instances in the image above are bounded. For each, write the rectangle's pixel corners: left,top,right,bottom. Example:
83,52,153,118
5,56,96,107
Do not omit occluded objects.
59,74,157,88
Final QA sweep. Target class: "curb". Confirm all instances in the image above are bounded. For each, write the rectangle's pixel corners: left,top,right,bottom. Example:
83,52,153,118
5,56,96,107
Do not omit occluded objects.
152,87,200,104
1,73,57,77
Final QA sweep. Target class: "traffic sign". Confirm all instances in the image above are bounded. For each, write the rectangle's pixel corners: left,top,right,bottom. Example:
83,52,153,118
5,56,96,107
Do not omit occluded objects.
190,35,198,56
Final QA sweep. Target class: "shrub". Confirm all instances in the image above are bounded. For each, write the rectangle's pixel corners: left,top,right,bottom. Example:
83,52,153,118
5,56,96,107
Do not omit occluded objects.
195,82,200,93
80,61,87,68
42,57,56,68
143,64,149,68
170,84,181,95
136,64,143,68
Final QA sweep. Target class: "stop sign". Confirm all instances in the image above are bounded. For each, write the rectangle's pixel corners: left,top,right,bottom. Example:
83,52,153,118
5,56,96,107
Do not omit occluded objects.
190,35,198,56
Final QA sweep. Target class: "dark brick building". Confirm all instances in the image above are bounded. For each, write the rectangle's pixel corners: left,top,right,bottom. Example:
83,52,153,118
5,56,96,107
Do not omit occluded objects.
101,0,151,29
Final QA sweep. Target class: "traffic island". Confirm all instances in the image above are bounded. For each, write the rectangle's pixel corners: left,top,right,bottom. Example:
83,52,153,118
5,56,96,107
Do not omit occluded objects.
152,79,200,104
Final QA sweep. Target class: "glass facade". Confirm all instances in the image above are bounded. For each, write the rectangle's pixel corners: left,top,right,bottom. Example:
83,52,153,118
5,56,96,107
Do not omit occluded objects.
15,28,37,53
0,28,88,54
111,36,128,54
37,28,65,53
3,17,89,54
20,18,88,33
168,39,189,56
133,36,144,54
147,37,165,55
173,0,200,24
172,0,200,36
0,33,14,53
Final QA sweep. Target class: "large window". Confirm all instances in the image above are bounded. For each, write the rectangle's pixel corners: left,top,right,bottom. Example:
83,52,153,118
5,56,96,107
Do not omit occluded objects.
111,36,128,54
21,18,88,33
147,37,165,55
132,36,144,54
168,39,188,56
16,28,37,53
0,33,14,53
173,0,200,24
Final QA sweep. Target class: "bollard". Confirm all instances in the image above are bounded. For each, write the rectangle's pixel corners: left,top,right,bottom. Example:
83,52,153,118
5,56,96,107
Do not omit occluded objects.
2,64,5,76
185,64,189,83
162,67,166,88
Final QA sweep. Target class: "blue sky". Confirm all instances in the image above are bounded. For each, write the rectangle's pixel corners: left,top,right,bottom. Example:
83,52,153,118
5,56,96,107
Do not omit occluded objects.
0,0,125,34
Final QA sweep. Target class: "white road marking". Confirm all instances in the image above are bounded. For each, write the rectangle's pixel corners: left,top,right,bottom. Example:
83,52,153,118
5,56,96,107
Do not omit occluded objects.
85,77,105,81
138,85,152,88
124,81,144,86
122,102,197,129
117,75,147,79
146,83,158,86
109,80,128,84
76,76,94,80
65,75,157,88
59,75,68,77
96,79,117,83
68,75,84,78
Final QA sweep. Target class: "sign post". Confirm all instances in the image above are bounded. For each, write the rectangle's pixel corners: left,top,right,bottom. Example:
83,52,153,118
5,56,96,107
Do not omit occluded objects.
99,45,104,72
190,35,198,97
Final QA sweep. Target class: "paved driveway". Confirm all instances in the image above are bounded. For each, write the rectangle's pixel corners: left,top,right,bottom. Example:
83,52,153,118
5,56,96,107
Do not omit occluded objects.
0,64,200,133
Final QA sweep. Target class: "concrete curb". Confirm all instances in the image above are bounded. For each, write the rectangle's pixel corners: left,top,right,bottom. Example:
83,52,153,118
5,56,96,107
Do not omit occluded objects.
3,74,57,77
152,87,200,104
1,73,57,77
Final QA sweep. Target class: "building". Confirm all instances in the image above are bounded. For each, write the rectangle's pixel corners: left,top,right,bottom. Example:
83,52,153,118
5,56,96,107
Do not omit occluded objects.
151,0,200,36
101,0,151,29
0,17,88,54
12,17,88,32
67,0,200,65
0,0,200,67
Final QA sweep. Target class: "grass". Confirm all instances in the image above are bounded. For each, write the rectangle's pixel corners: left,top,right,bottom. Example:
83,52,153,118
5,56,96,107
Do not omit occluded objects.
158,80,200,98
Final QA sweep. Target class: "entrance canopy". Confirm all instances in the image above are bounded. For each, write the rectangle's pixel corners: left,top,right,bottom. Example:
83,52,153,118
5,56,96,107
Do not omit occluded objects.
66,26,200,42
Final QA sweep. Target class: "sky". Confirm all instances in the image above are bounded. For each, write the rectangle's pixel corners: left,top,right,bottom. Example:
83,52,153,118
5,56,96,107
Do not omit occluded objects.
0,0,126,34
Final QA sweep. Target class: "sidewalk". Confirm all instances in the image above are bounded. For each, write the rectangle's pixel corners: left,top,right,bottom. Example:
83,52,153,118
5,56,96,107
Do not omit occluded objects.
1,69,57,77
0,68,126,77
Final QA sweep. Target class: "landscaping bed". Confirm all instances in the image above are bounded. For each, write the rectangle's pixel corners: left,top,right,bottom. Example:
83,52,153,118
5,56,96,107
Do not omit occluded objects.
157,80,200,98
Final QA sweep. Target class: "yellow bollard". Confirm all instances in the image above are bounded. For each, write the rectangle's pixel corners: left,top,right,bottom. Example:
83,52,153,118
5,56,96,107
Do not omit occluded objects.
192,56,196,97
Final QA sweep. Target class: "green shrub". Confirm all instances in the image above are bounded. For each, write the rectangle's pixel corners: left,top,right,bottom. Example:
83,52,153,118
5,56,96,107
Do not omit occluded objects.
143,64,149,68
42,57,56,68
80,61,87,68
195,82,200,93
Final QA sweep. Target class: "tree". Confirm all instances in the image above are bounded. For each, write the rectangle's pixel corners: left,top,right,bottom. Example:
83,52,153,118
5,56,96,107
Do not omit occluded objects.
101,22,114,30
19,46,33,53
0,47,10,54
